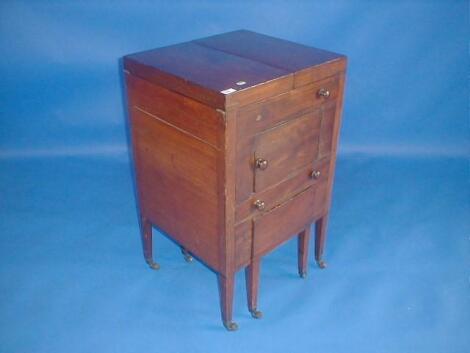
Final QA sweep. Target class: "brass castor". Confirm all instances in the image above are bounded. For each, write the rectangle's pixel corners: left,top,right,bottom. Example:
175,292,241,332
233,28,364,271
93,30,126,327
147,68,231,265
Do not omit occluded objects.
299,271,307,279
317,259,327,269
250,309,263,319
223,321,238,331
181,248,194,262
146,260,160,270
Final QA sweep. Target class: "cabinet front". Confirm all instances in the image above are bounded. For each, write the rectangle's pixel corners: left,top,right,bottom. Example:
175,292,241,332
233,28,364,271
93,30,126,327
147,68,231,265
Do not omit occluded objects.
233,75,342,263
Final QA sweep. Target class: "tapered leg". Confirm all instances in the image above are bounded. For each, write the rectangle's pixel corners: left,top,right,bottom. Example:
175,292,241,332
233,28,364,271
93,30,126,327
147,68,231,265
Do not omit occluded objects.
141,217,160,270
298,226,311,278
218,274,238,331
245,257,262,319
315,215,328,269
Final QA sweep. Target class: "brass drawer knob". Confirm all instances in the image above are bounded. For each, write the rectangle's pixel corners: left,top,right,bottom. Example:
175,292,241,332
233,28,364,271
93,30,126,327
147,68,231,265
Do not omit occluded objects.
255,158,268,170
317,88,330,98
253,200,265,211
311,170,321,179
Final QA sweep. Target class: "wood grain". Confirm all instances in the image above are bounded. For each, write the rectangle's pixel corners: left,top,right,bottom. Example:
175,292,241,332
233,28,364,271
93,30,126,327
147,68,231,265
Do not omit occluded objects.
253,185,323,257
123,30,347,329
127,74,224,149
295,58,347,88
236,158,330,223
254,112,321,192
298,226,311,277
196,30,344,74
235,219,252,269
236,76,339,137
319,101,337,158
131,107,222,271
125,30,344,109
245,257,261,316
314,69,348,265
124,41,289,109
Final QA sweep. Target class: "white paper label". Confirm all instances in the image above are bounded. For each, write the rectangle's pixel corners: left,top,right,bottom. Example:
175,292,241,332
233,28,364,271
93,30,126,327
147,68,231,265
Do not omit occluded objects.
220,88,237,94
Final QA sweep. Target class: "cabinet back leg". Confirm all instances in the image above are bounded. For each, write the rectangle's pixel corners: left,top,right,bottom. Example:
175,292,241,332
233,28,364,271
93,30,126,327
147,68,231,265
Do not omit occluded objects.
218,274,238,331
298,226,311,278
245,258,262,318
315,216,328,269
141,217,160,270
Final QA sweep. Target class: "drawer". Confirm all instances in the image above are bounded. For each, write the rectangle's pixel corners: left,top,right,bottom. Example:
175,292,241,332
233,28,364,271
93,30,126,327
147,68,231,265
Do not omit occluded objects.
254,112,321,192
253,183,326,257
236,157,330,223
237,75,339,137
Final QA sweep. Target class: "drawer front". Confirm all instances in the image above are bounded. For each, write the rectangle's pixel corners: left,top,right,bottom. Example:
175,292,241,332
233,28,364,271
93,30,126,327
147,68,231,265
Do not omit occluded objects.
237,75,339,137
236,157,329,223
254,112,321,192
253,183,326,257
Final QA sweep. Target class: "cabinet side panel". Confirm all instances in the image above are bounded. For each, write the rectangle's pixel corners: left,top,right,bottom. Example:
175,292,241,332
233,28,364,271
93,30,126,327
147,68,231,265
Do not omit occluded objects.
324,69,347,212
130,106,222,272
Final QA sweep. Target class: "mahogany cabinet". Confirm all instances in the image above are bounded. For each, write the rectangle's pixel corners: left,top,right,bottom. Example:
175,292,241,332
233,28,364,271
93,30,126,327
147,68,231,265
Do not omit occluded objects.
122,30,347,331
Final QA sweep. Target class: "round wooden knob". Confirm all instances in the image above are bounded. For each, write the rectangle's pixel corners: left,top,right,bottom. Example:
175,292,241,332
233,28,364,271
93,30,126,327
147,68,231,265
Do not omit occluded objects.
311,170,321,179
253,200,265,211
317,88,330,98
255,158,268,170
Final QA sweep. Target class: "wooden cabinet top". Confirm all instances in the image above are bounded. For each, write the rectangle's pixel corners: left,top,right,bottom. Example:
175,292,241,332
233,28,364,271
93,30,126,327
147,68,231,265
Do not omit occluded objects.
124,30,346,109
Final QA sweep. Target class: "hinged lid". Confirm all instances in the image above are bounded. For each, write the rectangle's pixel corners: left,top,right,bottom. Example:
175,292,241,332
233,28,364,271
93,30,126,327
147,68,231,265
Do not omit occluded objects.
124,30,345,109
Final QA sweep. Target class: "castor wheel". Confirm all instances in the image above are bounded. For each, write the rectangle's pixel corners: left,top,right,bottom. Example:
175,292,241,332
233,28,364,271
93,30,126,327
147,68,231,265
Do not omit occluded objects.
250,309,263,319
181,248,194,262
317,259,327,269
146,260,160,270
223,321,238,331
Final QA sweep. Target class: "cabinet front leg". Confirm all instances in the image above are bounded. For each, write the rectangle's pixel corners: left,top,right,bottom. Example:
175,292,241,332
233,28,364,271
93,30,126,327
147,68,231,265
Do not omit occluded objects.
245,257,262,319
298,226,311,278
218,273,238,331
315,215,329,269
141,217,160,270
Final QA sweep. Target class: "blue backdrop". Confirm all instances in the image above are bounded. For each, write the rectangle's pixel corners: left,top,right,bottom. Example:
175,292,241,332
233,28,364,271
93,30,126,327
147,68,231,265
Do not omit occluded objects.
0,1,468,352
